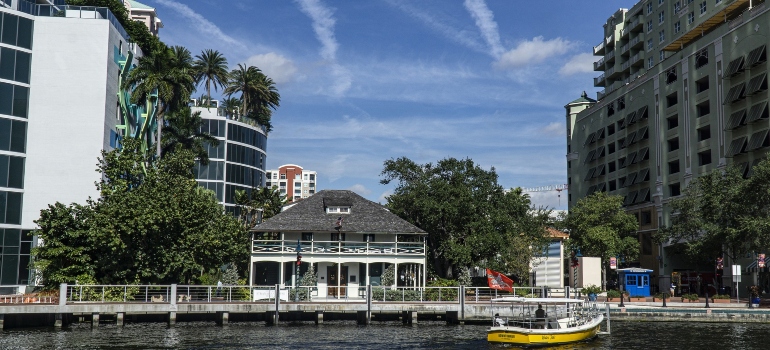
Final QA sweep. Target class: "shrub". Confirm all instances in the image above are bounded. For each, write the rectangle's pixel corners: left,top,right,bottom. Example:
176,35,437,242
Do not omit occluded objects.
713,294,730,299
582,284,602,295
630,295,645,299
682,293,699,301
606,289,621,298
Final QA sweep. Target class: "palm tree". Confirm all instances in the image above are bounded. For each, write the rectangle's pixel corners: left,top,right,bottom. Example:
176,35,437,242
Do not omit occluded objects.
224,64,281,132
220,97,241,120
161,106,220,165
193,49,229,108
123,44,195,158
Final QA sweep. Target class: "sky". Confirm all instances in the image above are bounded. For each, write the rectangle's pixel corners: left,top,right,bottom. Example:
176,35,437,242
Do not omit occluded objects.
146,0,638,210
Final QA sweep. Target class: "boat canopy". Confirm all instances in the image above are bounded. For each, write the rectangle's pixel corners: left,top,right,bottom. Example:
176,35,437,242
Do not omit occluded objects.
491,297,585,304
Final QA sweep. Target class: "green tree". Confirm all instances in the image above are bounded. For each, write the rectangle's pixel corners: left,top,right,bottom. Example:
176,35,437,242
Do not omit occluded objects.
221,97,242,120
193,49,229,107
32,138,247,288
162,106,220,165
564,191,639,286
380,157,550,279
234,186,287,229
225,64,280,132
66,0,161,54
123,45,195,158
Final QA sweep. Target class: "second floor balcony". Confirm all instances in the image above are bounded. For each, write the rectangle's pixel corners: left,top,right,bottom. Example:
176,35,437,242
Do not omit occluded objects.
252,240,426,256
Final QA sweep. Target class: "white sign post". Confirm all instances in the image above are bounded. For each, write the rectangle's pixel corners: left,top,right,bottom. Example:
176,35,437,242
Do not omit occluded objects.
732,265,742,304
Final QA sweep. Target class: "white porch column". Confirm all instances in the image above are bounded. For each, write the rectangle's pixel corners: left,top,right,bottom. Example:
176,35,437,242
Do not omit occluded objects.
394,261,399,288
279,260,284,287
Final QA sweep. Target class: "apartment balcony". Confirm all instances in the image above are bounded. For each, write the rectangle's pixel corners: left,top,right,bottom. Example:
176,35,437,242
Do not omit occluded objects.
620,43,630,55
629,35,644,50
594,41,606,55
566,152,579,161
252,240,426,256
594,56,606,71
621,60,632,73
628,16,643,32
620,27,631,39
630,53,644,67
665,0,751,52
594,73,607,87
597,90,606,100
608,65,622,79
605,49,616,64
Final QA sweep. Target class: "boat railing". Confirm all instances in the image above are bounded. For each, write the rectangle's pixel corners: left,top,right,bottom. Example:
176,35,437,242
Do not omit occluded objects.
493,301,604,329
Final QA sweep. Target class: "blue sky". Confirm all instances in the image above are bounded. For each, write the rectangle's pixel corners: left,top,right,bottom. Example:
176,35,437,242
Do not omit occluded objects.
147,0,638,210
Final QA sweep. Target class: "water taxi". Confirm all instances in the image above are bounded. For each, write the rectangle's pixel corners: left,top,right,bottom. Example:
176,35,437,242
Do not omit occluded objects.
487,297,604,346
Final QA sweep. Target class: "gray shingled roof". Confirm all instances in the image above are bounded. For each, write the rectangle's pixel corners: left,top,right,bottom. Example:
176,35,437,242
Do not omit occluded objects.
253,190,426,234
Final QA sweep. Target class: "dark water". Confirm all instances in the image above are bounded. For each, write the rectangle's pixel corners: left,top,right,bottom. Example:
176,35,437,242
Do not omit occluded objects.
0,321,769,349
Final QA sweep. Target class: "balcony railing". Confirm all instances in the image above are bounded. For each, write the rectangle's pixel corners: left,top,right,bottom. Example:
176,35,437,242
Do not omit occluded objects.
594,41,606,55
34,5,129,40
252,240,425,255
594,56,606,71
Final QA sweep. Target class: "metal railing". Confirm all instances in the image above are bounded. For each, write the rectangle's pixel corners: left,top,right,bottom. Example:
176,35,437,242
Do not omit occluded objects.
34,5,129,40
252,240,425,255
66,285,172,303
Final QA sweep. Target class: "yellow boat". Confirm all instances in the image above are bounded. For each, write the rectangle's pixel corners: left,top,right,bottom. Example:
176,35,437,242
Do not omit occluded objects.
487,297,605,346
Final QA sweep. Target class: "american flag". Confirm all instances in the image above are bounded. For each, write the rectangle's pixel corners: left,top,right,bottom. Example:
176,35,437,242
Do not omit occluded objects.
335,216,343,227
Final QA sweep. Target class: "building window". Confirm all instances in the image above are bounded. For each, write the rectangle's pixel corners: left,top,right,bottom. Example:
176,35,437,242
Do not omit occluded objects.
687,12,695,24
666,93,678,107
668,137,680,151
304,174,308,180
697,125,711,141
695,48,708,68
669,183,681,196
302,232,314,241
609,161,617,173
608,142,616,154
648,57,654,68
647,39,653,51
294,182,301,188
648,2,653,14
666,66,677,84
607,124,615,136
641,211,653,225
675,1,681,13
660,0,665,4
659,11,665,23
660,50,666,61
669,160,680,174
667,115,679,129
280,173,286,179
295,173,301,179
697,102,710,117
647,20,653,32
674,21,681,34
698,150,712,165
700,1,707,14
618,96,626,110
696,76,709,93
659,30,665,43
609,179,617,191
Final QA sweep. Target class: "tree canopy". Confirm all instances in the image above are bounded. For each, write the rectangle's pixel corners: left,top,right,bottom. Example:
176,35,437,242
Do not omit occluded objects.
32,138,247,288
563,191,640,265
380,157,550,279
658,160,770,262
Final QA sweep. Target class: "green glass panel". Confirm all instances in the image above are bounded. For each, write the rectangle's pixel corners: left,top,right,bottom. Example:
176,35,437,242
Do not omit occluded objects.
1,254,18,285
5,191,21,225
0,192,5,223
16,17,32,50
8,156,23,189
20,241,30,255
1,14,16,46
0,155,7,187
10,120,25,152
12,85,28,118
15,51,30,84
0,47,14,80
0,82,12,115
3,229,19,247
0,119,9,150
18,255,30,284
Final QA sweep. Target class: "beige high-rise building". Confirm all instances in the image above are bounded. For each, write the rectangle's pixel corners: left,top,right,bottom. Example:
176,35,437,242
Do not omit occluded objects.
123,0,162,36
567,0,768,288
266,165,317,202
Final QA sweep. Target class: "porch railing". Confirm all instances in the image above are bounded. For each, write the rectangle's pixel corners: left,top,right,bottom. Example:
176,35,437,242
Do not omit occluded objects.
252,240,425,255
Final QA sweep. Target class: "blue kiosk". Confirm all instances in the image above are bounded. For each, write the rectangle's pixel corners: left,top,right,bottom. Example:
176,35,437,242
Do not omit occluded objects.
618,268,653,297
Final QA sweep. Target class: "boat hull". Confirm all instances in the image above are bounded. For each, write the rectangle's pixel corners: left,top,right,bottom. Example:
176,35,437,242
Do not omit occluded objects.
487,315,602,346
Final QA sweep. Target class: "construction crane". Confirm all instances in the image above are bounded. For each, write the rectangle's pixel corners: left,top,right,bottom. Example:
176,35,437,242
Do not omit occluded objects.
521,184,569,206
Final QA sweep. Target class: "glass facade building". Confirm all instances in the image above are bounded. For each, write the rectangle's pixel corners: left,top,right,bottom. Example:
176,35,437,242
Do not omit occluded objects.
0,7,32,285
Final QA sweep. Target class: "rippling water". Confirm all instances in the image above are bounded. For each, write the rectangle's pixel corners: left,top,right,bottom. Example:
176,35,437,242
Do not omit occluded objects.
1,321,769,349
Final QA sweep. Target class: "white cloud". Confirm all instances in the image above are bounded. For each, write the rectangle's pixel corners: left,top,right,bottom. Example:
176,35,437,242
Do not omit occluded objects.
244,52,298,84
385,0,487,54
155,0,247,51
539,122,565,137
325,154,351,182
347,184,372,196
378,189,393,204
463,0,504,58
559,53,596,76
296,0,339,61
495,36,575,69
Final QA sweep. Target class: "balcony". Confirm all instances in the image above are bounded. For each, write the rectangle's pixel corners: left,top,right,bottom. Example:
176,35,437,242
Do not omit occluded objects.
252,240,426,256
621,43,630,55
629,35,644,49
605,50,616,64
594,56,606,71
665,0,751,52
597,90,606,100
594,41,606,55
594,73,606,87
628,16,643,32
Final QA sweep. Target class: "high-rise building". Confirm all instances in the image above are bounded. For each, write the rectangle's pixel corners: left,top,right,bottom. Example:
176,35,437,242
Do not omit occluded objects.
123,0,162,36
566,0,767,277
190,102,268,215
1,0,151,290
265,165,317,201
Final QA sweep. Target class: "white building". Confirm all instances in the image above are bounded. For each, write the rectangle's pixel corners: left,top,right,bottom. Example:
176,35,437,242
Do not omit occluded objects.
250,190,427,298
265,164,317,201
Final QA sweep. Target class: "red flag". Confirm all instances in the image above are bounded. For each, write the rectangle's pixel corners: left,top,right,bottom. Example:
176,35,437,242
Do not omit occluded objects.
487,269,513,293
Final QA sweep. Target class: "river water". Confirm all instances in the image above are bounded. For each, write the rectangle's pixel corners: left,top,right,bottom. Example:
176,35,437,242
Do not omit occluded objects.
0,321,768,349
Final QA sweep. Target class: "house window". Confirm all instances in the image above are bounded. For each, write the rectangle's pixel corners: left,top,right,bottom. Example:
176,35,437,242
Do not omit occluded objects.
641,211,652,225
302,232,314,241
327,207,338,213
331,232,345,241
363,234,376,242
327,206,351,214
